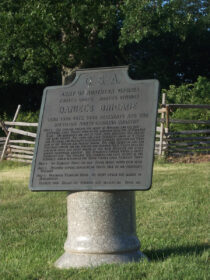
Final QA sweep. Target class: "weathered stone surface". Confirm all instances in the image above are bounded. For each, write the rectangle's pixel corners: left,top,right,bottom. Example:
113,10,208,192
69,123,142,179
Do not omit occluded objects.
55,250,144,269
54,191,145,268
29,66,159,191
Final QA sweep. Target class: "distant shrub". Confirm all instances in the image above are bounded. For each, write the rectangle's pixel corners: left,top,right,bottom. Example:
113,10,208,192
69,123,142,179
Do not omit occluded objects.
0,110,39,123
163,76,210,105
16,111,39,123
162,77,210,131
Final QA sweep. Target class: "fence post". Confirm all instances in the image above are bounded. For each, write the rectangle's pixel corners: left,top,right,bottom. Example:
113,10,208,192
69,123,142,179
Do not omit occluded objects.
164,104,170,155
0,120,8,136
159,93,166,156
166,105,170,132
0,105,21,161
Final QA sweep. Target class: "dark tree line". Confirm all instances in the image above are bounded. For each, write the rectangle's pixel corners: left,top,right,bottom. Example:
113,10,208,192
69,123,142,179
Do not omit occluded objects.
0,0,209,115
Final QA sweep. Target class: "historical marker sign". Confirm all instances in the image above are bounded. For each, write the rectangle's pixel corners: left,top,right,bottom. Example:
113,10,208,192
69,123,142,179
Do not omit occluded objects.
29,66,159,191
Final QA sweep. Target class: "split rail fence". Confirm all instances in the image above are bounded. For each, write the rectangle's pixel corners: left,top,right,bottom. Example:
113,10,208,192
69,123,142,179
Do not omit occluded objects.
0,105,37,163
0,98,210,163
155,94,210,156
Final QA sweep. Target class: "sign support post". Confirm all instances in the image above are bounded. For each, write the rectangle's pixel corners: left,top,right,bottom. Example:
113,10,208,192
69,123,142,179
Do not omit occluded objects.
55,191,144,268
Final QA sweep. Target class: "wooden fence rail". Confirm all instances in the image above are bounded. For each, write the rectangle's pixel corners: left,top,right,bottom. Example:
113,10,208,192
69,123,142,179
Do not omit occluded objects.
164,104,210,109
0,105,37,163
162,103,210,157
4,121,38,127
7,127,37,138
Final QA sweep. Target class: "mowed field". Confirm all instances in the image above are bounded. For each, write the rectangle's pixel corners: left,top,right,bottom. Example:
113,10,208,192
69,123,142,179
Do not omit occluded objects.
0,160,209,280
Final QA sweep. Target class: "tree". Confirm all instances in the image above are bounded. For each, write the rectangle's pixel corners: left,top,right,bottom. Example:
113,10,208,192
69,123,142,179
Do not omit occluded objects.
120,0,210,87
119,0,209,45
0,0,122,85
0,0,209,88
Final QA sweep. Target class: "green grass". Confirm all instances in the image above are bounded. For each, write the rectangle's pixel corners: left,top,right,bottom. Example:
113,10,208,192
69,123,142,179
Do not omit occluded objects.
0,160,209,280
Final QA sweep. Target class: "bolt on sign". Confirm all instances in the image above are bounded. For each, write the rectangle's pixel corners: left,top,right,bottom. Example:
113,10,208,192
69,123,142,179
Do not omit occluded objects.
29,66,159,191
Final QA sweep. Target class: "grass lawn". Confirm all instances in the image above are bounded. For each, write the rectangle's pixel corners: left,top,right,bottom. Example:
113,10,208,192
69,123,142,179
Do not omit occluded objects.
0,160,209,280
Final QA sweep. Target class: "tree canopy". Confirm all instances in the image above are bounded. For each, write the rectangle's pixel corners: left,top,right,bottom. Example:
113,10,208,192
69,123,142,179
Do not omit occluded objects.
0,1,209,92
0,0,121,84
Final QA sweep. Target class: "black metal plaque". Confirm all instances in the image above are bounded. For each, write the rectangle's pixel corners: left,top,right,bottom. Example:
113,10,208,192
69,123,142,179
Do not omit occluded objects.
29,66,159,191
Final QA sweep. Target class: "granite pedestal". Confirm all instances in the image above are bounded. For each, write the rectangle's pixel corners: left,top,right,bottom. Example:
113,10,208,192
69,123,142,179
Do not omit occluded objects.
55,191,145,268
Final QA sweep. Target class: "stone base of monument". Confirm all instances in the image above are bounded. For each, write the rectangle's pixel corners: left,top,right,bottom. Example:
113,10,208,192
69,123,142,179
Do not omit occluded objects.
55,250,145,269
54,191,145,268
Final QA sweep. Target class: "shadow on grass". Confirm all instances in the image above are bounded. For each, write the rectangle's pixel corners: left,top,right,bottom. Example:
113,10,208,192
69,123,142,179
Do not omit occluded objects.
144,244,209,261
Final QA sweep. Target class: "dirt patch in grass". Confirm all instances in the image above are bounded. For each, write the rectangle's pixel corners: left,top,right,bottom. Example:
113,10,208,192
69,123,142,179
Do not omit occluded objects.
167,154,210,163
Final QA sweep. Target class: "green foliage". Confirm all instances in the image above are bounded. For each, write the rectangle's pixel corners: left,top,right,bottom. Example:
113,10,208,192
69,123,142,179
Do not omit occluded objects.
163,76,210,105
121,0,210,87
0,0,119,84
0,0,209,88
0,111,9,122
16,111,39,124
0,1,209,115
163,76,210,131
119,0,209,46
0,110,39,123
